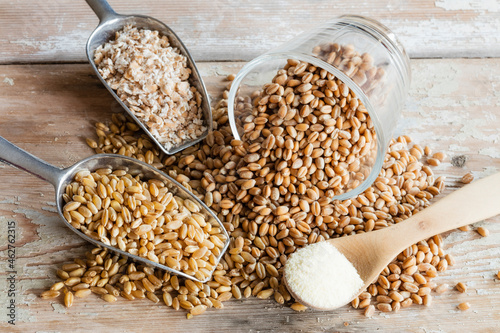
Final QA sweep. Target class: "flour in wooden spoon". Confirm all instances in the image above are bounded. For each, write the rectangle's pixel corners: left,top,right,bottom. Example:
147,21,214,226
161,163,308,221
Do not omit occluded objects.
285,242,363,309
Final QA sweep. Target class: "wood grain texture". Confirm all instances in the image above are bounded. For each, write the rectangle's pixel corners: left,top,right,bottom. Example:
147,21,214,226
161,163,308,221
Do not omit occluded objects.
0,60,499,332
0,0,499,64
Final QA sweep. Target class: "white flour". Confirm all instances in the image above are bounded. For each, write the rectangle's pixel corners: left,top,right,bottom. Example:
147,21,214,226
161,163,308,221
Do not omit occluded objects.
285,242,363,309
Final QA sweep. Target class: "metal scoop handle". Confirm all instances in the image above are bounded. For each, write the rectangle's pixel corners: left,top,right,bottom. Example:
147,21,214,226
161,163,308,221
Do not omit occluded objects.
86,0,118,22
0,136,61,187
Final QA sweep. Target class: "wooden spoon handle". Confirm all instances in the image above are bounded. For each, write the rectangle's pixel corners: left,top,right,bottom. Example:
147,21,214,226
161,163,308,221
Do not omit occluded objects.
384,172,500,254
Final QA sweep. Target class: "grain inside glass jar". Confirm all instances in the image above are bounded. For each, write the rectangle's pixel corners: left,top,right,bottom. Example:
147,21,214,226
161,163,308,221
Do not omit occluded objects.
237,58,377,199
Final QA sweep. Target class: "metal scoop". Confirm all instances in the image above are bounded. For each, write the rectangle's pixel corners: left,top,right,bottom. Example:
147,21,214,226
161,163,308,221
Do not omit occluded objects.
0,136,229,283
84,0,212,155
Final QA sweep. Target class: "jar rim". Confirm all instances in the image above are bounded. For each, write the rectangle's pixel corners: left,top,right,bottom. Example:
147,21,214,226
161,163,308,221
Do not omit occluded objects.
334,15,412,91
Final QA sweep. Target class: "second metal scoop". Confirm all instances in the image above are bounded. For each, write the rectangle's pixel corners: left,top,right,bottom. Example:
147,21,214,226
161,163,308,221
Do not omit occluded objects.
0,136,229,283
84,0,212,155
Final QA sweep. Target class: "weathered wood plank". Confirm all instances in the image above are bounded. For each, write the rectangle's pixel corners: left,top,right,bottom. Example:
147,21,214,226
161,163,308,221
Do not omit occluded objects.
0,60,499,332
0,0,499,64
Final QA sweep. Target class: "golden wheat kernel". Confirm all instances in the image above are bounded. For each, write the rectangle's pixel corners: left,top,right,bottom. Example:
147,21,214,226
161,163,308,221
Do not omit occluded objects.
422,294,432,307
243,286,251,298
131,289,146,299
64,291,74,308
391,301,401,312
401,298,412,308
290,302,307,312
274,291,285,304
364,305,375,317
91,286,108,295
105,284,120,296
65,277,81,287
163,292,173,306
51,282,65,291
351,297,360,309
461,172,474,184
190,304,208,316
427,158,440,166
72,282,90,291
69,267,86,277
445,254,455,266
257,289,274,299
41,290,60,299
63,263,81,272
102,294,117,303
377,303,392,312
459,225,470,232
423,146,432,156
75,289,92,298
456,282,467,293
146,291,160,303
476,226,489,237
457,302,470,311
86,138,98,149
376,295,392,303
432,152,446,162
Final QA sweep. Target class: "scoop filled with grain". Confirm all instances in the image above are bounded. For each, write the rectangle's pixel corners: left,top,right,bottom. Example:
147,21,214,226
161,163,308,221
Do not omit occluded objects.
0,135,229,283
85,0,211,154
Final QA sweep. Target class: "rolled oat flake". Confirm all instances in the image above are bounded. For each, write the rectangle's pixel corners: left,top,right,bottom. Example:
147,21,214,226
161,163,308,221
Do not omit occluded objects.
285,242,363,309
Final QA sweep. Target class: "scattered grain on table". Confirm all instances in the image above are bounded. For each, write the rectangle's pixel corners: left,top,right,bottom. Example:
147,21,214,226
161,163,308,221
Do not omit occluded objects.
41,68,455,318
461,172,474,184
456,282,467,293
476,226,489,237
459,225,471,232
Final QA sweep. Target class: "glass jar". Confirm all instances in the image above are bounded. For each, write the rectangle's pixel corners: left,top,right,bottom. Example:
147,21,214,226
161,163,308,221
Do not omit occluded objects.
227,15,411,200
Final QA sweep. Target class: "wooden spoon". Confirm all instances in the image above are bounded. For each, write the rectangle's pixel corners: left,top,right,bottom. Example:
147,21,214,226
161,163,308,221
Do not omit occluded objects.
0,136,229,283
284,172,500,310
